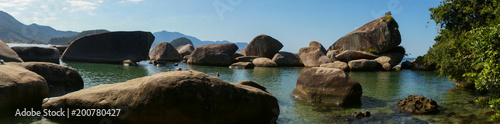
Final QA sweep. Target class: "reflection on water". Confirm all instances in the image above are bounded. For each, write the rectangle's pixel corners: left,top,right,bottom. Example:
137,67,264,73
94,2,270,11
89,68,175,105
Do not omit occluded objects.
0,61,491,123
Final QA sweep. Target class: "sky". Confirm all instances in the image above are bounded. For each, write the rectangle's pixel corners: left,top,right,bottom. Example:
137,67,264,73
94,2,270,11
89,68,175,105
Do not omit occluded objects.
0,0,441,58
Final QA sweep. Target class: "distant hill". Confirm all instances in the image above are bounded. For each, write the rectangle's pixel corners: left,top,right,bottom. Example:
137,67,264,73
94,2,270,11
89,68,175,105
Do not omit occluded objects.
0,11,77,43
153,30,248,51
49,29,110,45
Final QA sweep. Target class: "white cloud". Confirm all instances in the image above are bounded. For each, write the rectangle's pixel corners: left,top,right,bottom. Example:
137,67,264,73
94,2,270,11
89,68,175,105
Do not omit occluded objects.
119,0,143,3
67,0,98,12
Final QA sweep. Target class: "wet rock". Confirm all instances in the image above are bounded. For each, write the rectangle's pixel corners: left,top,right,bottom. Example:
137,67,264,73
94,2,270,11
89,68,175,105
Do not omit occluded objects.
11,47,60,64
123,60,137,66
271,52,303,67
252,57,278,67
42,70,279,123
229,62,255,69
397,95,439,114
352,111,371,118
292,67,362,106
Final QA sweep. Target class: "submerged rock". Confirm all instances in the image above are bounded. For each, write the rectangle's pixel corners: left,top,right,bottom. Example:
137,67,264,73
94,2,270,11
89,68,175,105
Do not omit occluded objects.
42,70,279,123
292,67,362,106
239,34,283,59
237,80,267,92
62,31,154,64
229,62,255,69
397,95,439,114
0,65,48,117
11,47,60,64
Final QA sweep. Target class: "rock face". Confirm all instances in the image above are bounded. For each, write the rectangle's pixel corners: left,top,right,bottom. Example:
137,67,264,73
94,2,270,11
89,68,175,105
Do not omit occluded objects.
397,95,439,114
326,50,339,62
0,40,23,62
252,57,278,67
292,67,362,106
0,65,48,117
229,62,255,69
239,34,283,59
62,31,154,64
328,16,401,53
176,44,194,58
237,80,267,93
309,41,327,55
51,45,68,55
149,42,181,63
170,37,193,48
348,59,381,71
271,52,303,67
7,62,83,97
375,46,405,70
42,70,279,124
320,61,348,71
335,50,378,62
298,42,332,67
11,47,60,64
188,43,238,66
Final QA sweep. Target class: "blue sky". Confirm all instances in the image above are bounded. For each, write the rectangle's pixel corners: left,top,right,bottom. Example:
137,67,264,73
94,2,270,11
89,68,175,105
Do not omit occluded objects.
0,0,441,57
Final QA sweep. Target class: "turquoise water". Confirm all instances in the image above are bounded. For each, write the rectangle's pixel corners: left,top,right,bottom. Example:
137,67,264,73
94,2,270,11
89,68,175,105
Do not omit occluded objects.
46,61,492,123
0,45,491,123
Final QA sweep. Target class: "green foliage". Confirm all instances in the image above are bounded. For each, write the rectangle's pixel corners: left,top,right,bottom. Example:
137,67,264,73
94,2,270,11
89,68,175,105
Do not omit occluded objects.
384,11,399,31
363,49,378,54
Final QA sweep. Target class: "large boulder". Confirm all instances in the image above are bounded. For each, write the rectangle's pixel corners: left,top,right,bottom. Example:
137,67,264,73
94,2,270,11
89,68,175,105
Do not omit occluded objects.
271,52,303,67
335,50,378,62
309,41,327,55
348,59,381,71
375,46,405,70
237,80,267,93
177,44,194,58
188,43,238,66
0,40,23,62
326,50,339,62
229,62,255,69
170,37,193,48
11,47,60,64
62,31,155,64
239,34,283,58
149,42,181,63
252,57,278,67
328,16,401,53
235,56,258,62
7,62,83,97
401,60,413,69
0,65,49,117
51,45,69,55
42,70,279,124
397,95,439,114
320,61,348,71
292,67,362,106
298,42,332,67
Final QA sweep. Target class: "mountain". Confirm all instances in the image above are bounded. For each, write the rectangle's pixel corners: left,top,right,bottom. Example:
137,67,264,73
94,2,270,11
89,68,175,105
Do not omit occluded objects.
0,11,77,43
49,29,110,45
153,30,248,51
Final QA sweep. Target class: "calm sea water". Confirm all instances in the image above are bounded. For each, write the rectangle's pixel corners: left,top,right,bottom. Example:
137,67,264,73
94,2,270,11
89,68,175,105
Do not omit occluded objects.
1,44,491,123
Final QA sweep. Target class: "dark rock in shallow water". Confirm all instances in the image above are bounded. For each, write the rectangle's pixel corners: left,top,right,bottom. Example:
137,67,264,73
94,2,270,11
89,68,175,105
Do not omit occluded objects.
375,46,405,70
188,43,238,66
252,57,278,67
11,47,60,64
272,52,303,67
62,31,154,64
292,67,362,106
234,56,258,62
0,40,23,62
149,42,181,63
42,70,279,123
401,60,413,69
0,64,48,117
229,62,255,69
348,59,381,71
7,62,84,97
397,95,439,114
328,16,401,53
239,34,283,59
